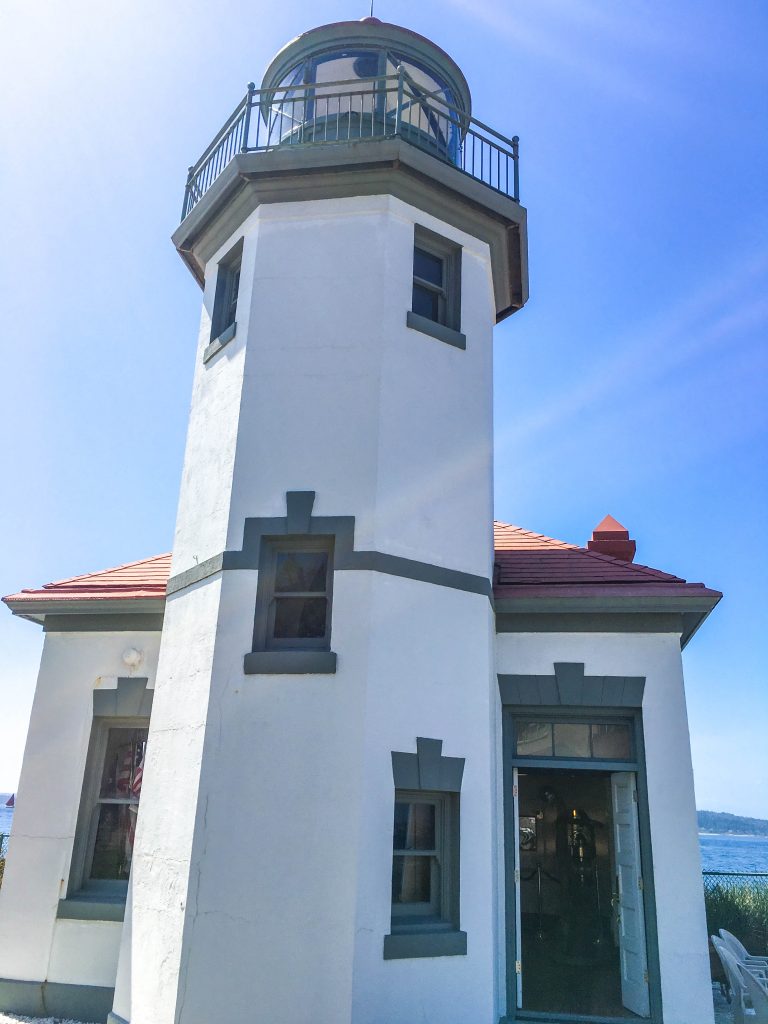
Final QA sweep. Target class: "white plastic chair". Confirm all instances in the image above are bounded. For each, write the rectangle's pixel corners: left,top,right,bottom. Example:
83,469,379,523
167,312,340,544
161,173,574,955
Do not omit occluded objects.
721,929,768,967
712,939,755,1024
741,965,768,1024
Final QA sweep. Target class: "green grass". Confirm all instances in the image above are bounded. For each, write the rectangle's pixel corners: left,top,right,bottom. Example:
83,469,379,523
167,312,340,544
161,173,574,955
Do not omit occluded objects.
705,881,768,955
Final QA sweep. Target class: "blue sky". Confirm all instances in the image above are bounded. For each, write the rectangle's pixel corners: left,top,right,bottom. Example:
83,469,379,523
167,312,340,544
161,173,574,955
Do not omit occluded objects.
0,0,766,815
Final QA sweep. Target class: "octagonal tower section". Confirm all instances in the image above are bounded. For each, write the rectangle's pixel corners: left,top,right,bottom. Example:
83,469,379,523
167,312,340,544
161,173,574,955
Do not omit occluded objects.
118,18,528,1024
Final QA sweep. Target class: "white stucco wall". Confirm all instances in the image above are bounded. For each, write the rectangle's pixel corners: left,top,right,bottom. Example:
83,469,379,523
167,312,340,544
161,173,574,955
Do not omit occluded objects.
126,192,498,1024
495,631,714,1024
0,629,160,991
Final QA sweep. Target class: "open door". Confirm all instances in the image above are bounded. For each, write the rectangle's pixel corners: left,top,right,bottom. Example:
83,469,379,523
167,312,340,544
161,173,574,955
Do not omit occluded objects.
611,772,650,1018
512,766,523,1010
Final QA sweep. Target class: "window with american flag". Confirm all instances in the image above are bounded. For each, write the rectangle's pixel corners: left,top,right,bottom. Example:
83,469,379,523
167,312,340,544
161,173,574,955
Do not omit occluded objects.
88,727,148,881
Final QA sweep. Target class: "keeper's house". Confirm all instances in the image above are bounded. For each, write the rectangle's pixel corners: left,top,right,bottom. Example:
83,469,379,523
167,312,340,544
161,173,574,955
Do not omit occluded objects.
0,17,720,1024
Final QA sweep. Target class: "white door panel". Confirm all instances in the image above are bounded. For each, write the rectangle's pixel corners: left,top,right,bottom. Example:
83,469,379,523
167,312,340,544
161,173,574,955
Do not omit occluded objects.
611,772,650,1017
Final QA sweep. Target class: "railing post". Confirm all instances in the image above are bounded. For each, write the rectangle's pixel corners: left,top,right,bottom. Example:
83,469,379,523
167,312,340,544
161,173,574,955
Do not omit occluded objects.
242,82,256,152
181,165,195,222
512,135,520,201
394,64,404,137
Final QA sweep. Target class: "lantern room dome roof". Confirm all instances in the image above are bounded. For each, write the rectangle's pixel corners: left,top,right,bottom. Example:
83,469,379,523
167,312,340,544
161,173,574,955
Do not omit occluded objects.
260,18,472,119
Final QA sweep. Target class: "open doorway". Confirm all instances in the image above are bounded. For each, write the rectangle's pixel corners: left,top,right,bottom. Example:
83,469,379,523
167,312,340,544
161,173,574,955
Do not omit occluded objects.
514,767,650,1019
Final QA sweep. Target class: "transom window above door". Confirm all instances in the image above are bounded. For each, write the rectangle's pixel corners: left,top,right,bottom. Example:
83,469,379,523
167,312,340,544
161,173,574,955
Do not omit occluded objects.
514,719,632,761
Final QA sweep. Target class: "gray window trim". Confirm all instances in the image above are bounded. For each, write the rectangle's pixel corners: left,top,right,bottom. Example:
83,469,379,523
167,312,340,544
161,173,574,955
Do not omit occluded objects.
167,491,492,604
406,310,466,349
253,535,334,653
65,714,149,915
498,661,645,709
385,738,466,959
208,237,243,349
499,676,663,1023
409,224,463,346
203,321,236,363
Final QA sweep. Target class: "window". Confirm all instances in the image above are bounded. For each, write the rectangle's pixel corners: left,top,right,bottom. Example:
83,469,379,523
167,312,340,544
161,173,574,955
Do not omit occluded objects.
210,240,243,345
390,791,458,934
89,727,147,880
407,227,464,348
69,720,148,896
515,719,633,760
386,737,466,958
253,537,334,652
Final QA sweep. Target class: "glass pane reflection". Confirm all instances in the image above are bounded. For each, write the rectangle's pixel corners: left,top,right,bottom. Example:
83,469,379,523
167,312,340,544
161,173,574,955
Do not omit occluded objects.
553,723,590,758
273,597,327,639
393,802,436,851
591,723,631,759
392,855,433,903
275,551,328,593
516,722,552,757
91,804,138,880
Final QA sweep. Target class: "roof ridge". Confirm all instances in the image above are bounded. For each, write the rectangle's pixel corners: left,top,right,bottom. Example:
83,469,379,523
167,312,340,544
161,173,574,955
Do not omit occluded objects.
573,544,684,582
493,520,578,549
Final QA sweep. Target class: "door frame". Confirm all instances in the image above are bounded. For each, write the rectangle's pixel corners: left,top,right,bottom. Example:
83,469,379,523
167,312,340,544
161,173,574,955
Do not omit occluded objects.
500,706,663,1024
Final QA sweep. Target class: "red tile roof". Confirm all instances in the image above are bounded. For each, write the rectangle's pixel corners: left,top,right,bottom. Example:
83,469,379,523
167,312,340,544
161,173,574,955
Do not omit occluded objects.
492,521,720,601
2,554,172,605
3,524,720,611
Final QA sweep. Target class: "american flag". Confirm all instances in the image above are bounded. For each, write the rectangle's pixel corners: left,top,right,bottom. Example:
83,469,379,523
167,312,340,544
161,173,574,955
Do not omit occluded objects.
131,751,144,798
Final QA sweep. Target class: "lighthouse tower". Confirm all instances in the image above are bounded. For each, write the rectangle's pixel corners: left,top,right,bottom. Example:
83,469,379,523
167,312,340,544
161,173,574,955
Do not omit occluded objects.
116,19,527,1024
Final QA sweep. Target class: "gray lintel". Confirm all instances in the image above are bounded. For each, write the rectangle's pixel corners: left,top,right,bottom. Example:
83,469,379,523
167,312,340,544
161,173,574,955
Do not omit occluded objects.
391,737,465,792
406,311,467,350
166,491,492,601
383,929,467,959
498,663,645,708
93,677,153,718
243,650,337,675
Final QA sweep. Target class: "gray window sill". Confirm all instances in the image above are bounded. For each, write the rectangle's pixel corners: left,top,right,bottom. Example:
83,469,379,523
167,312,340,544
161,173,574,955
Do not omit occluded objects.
243,650,337,675
203,321,236,363
383,929,467,959
57,893,126,922
406,311,466,350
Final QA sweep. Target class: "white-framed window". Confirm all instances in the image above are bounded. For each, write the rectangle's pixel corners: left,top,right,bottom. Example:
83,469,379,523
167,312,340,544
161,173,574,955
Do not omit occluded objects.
253,537,335,652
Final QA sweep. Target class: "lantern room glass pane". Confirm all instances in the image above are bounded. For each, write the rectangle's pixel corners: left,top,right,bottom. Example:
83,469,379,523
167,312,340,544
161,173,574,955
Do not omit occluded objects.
591,723,632,759
516,722,553,757
553,723,591,758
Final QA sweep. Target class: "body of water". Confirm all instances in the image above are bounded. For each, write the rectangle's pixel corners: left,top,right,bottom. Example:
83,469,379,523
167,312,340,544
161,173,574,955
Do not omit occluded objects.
699,833,768,873
0,795,14,840
1,797,767,872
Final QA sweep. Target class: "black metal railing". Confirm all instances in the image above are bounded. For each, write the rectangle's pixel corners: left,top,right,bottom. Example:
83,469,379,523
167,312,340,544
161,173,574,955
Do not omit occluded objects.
181,67,520,221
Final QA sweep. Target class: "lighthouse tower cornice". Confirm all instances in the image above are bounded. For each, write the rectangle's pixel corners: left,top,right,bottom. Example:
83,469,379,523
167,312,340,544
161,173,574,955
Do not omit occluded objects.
174,18,528,320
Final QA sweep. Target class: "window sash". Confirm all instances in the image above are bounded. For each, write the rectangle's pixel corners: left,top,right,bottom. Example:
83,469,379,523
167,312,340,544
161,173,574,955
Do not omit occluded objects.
391,791,454,931
255,537,335,652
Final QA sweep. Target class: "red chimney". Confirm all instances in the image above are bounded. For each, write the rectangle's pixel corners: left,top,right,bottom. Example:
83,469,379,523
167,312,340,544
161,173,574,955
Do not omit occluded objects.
587,515,636,562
